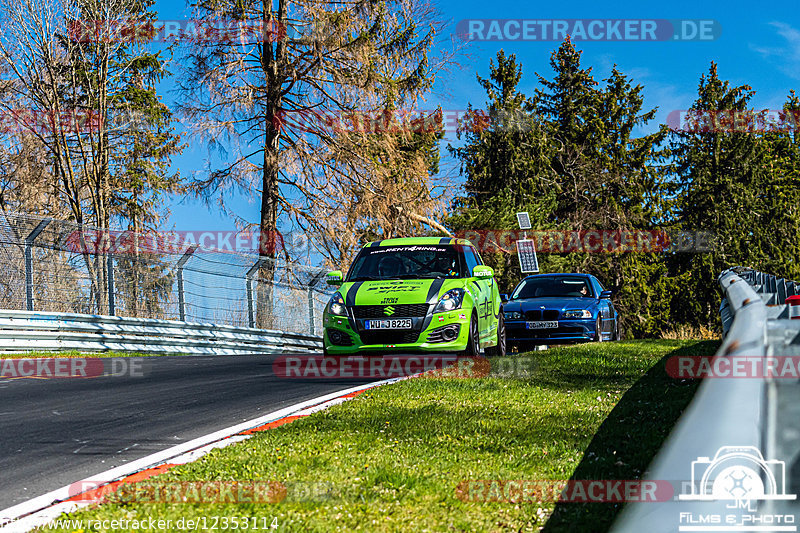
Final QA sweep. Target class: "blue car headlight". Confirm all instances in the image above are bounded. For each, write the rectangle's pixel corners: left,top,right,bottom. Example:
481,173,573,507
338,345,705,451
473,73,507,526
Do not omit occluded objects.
327,293,347,316
563,309,592,319
504,311,522,320
433,288,465,313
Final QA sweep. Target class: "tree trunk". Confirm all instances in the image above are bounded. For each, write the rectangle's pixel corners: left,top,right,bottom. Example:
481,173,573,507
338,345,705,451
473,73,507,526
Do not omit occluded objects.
255,0,285,330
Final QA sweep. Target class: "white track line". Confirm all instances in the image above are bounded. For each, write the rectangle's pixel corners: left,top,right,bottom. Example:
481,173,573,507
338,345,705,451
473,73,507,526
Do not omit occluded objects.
0,378,399,532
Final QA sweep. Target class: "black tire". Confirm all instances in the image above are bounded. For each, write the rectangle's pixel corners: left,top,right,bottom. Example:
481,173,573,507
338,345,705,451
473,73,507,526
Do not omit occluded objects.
613,318,622,341
593,316,604,342
462,313,480,357
485,313,506,357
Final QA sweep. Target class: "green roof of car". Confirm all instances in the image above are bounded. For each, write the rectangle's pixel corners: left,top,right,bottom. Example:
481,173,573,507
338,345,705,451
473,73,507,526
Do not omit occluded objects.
363,237,474,247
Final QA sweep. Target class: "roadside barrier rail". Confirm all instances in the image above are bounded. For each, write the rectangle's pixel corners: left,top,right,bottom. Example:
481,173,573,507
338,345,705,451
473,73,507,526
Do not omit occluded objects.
613,266,800,531
0,309,322,355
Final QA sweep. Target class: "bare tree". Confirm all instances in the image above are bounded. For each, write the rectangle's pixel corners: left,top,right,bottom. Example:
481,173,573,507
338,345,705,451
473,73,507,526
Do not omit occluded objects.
0,0,182,313
178,0,453,326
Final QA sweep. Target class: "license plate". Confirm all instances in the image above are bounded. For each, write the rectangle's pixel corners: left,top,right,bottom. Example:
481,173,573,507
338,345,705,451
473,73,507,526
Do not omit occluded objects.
365,319,412,330
526,321,558,329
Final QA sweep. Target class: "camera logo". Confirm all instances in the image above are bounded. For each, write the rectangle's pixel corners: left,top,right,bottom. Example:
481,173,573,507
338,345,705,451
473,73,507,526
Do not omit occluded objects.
679,446,796,501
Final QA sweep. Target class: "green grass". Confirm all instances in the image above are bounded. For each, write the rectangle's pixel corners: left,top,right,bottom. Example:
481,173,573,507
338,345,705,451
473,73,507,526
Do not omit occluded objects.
40,340,717,532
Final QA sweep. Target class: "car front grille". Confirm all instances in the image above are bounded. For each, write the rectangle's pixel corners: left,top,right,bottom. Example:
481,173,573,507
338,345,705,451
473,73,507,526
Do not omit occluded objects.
358,330,420,345
524,309,560,321
351,304,430,319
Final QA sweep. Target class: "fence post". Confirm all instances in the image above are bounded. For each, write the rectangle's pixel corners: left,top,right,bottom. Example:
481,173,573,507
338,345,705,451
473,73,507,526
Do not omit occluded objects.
306,271,325,335
107,252,115,316
24,218,51,311
246,258,266,328
176,244,198,322
307,288,315,335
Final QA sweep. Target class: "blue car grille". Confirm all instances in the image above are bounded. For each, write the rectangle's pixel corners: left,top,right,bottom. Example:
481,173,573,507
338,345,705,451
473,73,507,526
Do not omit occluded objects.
524,309,559,320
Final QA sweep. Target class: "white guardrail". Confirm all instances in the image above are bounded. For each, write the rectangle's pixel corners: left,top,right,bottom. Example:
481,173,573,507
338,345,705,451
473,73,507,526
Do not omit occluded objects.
0,309,322,355
612,267,800,531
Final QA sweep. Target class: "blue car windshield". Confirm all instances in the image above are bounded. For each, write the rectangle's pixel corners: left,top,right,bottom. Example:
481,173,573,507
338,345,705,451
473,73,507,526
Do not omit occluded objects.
512,277,594,299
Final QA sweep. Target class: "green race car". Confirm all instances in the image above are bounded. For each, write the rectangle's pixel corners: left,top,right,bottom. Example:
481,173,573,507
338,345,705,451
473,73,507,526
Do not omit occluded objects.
323,237,506,356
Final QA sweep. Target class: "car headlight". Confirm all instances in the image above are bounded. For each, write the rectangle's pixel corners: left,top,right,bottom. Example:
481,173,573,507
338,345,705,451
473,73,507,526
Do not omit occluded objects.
328,293,347,316
433,288,465,313
504,311,522,320
563,309,592,319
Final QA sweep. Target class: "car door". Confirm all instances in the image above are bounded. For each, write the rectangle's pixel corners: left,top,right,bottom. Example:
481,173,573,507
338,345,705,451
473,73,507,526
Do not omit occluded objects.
592,277,613,336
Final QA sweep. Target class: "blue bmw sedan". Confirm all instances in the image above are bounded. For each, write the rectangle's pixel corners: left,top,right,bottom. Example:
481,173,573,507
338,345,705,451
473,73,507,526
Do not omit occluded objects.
503,273,620,349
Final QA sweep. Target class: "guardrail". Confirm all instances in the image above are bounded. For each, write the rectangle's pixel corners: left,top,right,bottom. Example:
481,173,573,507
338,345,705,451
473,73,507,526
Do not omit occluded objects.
612,267,800,531
0,309,322,356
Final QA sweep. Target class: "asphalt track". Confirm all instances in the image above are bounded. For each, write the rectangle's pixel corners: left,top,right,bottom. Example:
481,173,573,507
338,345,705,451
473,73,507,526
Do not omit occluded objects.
0,355,377,510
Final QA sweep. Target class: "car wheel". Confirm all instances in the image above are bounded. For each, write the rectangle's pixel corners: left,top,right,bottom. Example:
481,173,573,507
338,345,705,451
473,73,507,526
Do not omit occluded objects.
462,312,480,357
612,319,621,341
594,316,604,342
485,313,506,357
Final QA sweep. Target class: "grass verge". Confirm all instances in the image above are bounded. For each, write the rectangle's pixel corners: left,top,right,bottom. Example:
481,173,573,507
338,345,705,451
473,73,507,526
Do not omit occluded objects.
40,339,717,532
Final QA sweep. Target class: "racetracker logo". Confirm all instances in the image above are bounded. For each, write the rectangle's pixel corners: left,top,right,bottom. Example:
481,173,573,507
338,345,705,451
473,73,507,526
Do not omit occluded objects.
667,109,800,133
272,355,490,379
455,229,714,254
667,355,800,379
456,480,673,503
68,19,286,43
456,19,720,41
68,480,286,504
0,358,147,378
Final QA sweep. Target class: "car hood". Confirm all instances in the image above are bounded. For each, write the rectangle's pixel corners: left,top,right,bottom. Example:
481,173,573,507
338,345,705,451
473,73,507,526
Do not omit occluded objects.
504,297,596,313
338,278,457,306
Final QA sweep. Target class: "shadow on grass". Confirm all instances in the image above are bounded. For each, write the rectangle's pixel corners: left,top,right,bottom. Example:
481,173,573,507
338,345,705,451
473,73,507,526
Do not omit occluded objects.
541,340,719,533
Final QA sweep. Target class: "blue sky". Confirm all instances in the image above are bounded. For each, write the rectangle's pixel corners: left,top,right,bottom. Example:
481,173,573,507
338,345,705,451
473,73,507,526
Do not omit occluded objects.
154,0,800,235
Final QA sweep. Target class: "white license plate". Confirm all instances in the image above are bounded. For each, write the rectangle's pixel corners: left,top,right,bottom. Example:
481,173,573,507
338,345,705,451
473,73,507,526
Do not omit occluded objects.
365,319,412,330
526,321,558,329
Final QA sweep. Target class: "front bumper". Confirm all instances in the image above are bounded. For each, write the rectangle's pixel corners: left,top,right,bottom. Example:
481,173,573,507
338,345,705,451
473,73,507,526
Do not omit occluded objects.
323,311,471,354
505,318,595,345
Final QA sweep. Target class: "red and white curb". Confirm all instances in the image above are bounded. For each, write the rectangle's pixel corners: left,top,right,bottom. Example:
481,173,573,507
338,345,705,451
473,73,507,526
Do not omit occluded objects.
0,378,400,532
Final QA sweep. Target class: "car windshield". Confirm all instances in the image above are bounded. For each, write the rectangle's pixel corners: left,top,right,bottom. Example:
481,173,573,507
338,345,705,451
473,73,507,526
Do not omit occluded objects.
347,245,467,281
511,276,594,299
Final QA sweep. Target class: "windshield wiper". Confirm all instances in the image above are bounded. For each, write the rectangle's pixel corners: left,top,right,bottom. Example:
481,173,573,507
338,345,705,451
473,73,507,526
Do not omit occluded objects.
349,276,379,281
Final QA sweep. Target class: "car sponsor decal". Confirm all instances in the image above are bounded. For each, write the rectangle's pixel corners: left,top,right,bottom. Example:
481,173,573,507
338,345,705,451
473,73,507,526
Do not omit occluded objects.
363,280,426,294
344,282,363,330
420,278,446,331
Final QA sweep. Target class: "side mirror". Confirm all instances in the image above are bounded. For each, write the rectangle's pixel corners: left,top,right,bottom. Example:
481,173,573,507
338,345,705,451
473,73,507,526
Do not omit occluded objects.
600,290,612,299
500,293,510,303
472,265,494,279
326,270,343,286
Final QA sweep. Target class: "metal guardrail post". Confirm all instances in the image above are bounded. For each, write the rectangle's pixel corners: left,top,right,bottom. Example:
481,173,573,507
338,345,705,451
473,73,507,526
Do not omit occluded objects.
246,258,267,328
176,245,198,321
24,218,51,311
